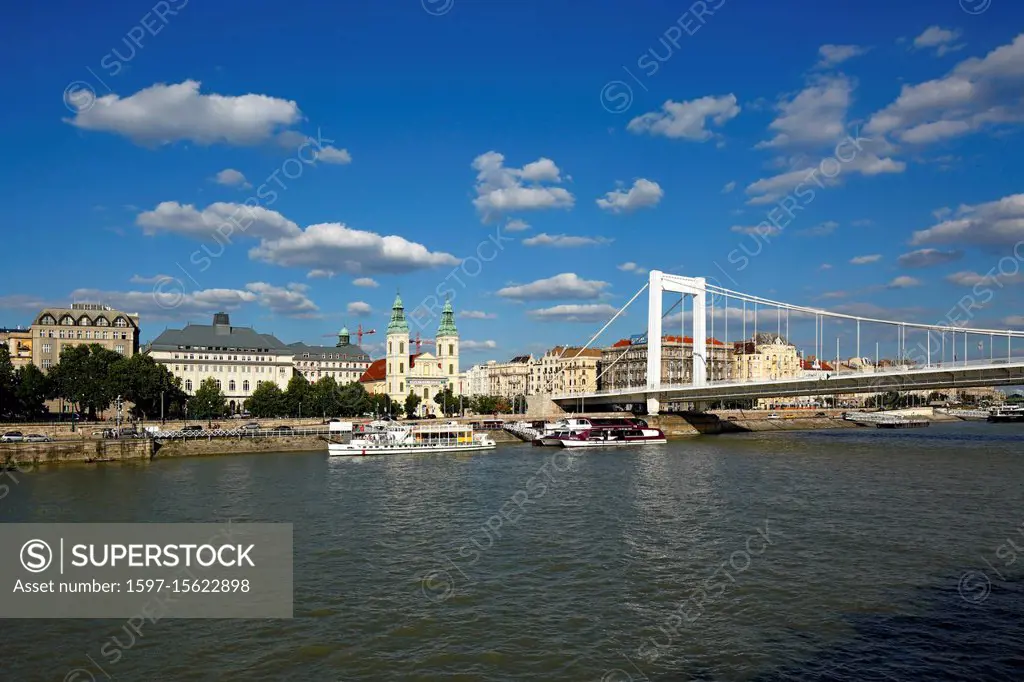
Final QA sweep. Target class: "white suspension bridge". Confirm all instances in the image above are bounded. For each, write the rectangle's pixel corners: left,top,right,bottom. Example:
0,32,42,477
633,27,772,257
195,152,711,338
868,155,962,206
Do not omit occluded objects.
549,271,1024,415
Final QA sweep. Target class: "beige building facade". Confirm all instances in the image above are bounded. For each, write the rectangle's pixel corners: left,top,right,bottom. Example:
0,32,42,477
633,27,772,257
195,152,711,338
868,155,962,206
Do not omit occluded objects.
732,336,800,382
0,328,33,370
31,303,140,371
146,312,294,414
598,336,734,392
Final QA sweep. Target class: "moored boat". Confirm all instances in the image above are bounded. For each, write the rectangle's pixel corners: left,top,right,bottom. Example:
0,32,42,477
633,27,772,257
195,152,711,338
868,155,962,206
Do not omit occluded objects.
327,421,496,456
558,425,667,448
532,417,649,446
988,405,1024,423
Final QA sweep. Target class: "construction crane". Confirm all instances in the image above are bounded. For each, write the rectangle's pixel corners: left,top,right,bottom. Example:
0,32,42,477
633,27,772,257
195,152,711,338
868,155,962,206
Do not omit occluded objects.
355,324,376,347
414,331,434,353
320,323,376,347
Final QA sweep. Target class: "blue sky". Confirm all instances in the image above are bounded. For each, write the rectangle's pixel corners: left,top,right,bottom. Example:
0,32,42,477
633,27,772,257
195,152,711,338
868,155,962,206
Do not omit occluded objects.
1,0,1023,363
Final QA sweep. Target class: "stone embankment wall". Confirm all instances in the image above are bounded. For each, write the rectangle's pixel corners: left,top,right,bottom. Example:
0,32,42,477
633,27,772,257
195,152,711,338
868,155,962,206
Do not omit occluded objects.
1,439,153,466
649,410,863,436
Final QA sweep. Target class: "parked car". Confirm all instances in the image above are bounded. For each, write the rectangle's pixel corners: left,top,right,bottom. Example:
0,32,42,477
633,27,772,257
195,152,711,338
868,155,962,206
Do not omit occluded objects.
181,425,203,432
766,414,781,420
23,434,52,443
424,414,437,419
815,411,827,417
1,431,25,443
272,425,293,433
242,422,260,430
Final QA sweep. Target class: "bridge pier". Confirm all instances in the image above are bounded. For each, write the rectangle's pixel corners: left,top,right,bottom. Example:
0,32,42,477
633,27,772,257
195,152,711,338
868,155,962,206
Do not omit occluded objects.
647,396,661,416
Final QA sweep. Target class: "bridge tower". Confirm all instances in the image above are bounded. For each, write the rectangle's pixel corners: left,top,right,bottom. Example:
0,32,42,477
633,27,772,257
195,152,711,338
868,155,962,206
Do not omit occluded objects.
646,270,707,415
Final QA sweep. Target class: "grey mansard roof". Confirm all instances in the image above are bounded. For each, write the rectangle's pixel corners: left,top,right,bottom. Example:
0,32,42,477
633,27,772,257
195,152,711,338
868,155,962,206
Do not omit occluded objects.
147,315,292,355
287,341,370,362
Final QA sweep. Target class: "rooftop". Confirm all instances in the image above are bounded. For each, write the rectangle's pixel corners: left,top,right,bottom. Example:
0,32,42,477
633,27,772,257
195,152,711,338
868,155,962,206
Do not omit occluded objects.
147,312,291,354
288,341,370,362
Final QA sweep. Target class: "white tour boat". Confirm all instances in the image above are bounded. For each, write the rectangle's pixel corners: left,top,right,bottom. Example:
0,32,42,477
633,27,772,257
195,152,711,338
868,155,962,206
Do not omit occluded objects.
558,425,667,448
328,421,497,456
533,417,651,446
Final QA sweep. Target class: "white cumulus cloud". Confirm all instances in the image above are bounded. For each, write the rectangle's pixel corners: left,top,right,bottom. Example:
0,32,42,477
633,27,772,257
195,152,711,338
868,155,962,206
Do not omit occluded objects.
522,233,612,247
65,80,301,146
214,169,250,187
596,178,664,213
527,304,619,323
471,151,574,221
627,94,740,141
497,273,608,301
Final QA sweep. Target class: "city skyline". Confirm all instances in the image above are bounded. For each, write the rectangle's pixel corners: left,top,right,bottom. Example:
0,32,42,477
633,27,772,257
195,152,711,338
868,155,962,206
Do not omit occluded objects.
2,0,1023,363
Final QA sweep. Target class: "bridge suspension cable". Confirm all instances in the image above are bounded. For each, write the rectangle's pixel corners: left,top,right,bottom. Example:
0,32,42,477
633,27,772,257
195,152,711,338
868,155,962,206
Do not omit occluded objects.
542,282,649,396
702,283,1024,338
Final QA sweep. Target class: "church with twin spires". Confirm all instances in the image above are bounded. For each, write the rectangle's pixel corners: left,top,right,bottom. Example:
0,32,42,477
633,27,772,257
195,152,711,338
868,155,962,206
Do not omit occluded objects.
383,291,462,414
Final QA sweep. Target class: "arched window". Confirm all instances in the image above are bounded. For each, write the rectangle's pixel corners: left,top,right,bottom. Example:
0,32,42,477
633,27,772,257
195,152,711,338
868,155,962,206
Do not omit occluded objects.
424,388,429,398
399,363,404,373
400,342,404,353
449,364,454,374
400,382,404,392
449,344,454,356
229,380,236,391
389,342,392,353
216,379,222,390
388,362,391,374
185,379,193,392
243,380,250,392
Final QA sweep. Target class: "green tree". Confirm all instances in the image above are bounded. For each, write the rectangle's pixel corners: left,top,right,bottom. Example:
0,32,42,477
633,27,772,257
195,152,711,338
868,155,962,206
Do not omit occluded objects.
190,377,227,421
337,381,370,417
404,393,422,419
0,347,15,419
284,374,311,418
366,393,399,418
12,364,53,420
308,376,340,418
109,353,184,420
244,382,287,418
432,386,458,416
49,344,122,419
470,395,500,415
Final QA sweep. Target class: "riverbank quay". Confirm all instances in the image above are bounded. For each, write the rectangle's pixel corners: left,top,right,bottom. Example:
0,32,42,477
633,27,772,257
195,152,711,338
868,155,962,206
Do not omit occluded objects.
0,407,970,467
0,419,524,467
649,406,962,436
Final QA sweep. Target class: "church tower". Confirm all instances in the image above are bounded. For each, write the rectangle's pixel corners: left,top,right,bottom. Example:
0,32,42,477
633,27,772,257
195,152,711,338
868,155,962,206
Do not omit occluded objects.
386,292,409,403
436,296,460,394
336,325,350,347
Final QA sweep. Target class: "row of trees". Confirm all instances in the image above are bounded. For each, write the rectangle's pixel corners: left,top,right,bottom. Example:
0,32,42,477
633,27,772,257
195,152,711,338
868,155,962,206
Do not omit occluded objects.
243,375,398,419
1,342,541,423
0,345,186,421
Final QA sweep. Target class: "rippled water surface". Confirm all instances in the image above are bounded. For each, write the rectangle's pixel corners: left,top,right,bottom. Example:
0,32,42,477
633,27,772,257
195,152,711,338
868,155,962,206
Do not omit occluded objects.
3,421,1024,681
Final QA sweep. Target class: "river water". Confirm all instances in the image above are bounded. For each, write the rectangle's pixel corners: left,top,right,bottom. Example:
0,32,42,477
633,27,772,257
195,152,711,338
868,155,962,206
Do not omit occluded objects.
2,422,1024,681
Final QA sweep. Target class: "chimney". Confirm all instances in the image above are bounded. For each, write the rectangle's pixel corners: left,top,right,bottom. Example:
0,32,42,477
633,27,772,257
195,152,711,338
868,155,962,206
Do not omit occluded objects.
213,312,231,334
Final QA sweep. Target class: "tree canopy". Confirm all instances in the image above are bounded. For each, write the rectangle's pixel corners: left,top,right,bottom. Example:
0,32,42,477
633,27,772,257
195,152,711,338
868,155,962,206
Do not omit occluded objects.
48,344,122,419
244,382,287,418
189,377,227,421
404,393,422,419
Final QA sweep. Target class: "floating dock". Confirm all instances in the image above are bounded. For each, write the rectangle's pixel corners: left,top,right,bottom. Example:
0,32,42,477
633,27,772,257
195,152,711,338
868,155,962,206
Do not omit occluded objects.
875,419,930,429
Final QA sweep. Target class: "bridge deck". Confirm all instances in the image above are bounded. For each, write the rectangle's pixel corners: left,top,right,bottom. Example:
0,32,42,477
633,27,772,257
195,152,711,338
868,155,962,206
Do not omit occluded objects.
553,360,1024,405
